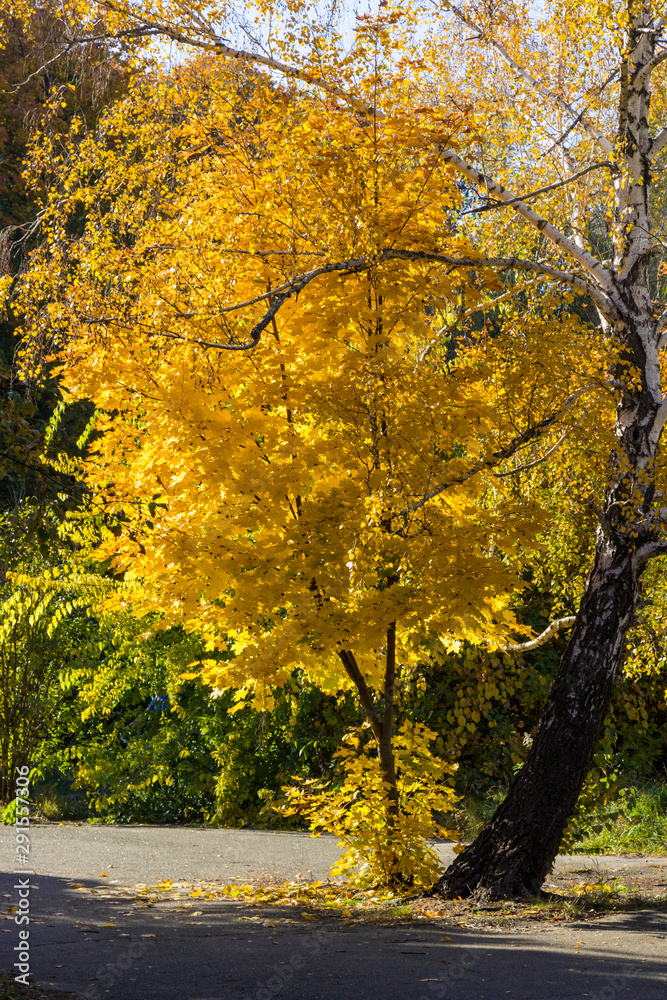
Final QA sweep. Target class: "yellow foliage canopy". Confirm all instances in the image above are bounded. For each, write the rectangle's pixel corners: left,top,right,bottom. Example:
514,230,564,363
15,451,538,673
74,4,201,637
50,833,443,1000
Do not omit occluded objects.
14,40,602,699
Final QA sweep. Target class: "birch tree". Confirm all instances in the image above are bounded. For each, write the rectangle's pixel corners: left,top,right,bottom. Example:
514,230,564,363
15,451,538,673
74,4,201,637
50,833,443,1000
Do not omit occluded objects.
420,0,667,900
7,0,667,898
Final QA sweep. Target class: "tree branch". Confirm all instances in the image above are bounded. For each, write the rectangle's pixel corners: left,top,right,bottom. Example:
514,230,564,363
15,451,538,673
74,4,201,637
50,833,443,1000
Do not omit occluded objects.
338,649,383,742
463,162,616,213
649,395,667,447
541,68,620,158
632,537,667,566
438,149,616,298
632,45,667,89
75,3,371,112
386,251,609,308
419,303,465,362
657,309,667,343
81,240,609,351
440,1,613,155
651,126,667,160
138,249,614,353
495,616,577,653
389,387,593,527
492,424,573,477
419,277,542,363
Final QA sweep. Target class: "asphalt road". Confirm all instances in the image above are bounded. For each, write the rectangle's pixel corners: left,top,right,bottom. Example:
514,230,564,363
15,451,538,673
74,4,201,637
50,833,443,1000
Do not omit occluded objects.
1,823,344,885
1,823,666,1000
2,821,661,884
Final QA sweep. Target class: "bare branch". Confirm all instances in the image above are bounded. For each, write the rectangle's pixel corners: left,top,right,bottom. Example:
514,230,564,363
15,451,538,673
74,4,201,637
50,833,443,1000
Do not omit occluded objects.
4,43,81,94
496,616,577,653
390,387,593,526
541,68,620,158
419,304,464,362
419,276,564,363
143,329,256,352
493,424,572,476
386,250,614,318
464,162,616,213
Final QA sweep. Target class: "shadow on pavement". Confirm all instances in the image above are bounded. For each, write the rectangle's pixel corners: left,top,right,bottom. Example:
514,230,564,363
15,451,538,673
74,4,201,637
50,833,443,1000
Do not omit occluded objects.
1,872,666,1000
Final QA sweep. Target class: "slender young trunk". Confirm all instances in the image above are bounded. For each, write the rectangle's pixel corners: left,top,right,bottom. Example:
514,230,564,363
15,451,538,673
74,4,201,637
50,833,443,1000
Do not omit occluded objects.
340,629,411,885
338,628,400,814
379,621,399,818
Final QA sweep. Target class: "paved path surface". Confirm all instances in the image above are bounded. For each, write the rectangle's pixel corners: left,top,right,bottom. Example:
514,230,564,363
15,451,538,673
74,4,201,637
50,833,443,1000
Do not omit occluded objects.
1,823,666,999
1,823,344,886
2,822,661,883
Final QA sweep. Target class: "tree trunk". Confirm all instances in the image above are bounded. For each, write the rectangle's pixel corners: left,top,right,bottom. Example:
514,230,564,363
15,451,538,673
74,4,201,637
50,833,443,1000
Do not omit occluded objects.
338,629,401,814
379,621,399,819
432,282,665,899
433,276,664,900
432,532,642,899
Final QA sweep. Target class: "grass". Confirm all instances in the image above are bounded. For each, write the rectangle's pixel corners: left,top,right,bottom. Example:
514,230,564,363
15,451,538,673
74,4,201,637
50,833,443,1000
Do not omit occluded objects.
570,782,667,855
450,779,667,856
0,974,18,1000
0,971,71,1000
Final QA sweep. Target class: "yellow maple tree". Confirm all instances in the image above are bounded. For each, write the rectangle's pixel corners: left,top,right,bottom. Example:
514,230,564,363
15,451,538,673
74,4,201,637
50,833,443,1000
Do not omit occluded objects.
7,0,645,897
7,27,600,876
